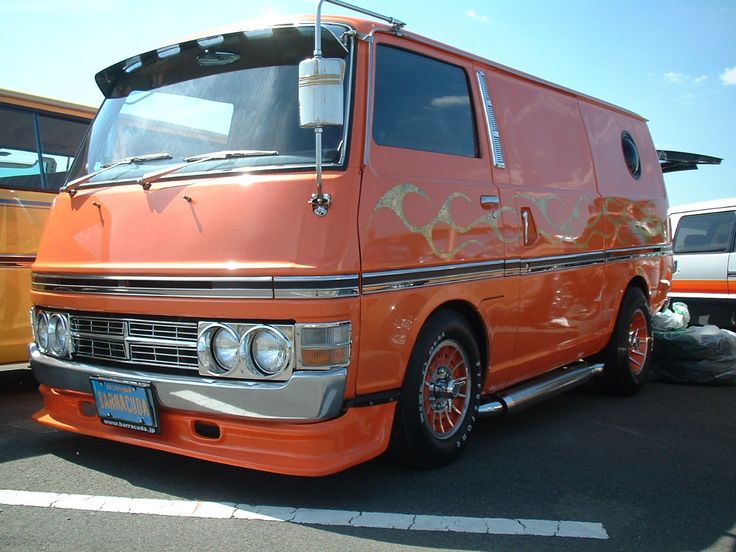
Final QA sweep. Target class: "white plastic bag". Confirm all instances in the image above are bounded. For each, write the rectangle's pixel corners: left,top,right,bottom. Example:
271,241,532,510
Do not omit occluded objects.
652,302,690,332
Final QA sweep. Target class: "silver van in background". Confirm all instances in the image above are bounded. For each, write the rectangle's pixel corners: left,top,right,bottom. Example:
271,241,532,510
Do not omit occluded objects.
669,198,736,329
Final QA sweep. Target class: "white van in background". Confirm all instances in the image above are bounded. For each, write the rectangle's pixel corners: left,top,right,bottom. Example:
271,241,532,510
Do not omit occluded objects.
669,198,736,329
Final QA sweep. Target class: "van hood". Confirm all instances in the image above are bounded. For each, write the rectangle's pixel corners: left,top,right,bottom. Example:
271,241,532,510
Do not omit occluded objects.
34,171,360,278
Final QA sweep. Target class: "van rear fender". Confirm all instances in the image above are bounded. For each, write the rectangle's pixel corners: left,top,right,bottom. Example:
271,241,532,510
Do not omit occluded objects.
607,275,650,335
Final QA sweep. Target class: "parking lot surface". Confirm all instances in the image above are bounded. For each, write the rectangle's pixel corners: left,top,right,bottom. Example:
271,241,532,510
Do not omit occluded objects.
1,369,734,551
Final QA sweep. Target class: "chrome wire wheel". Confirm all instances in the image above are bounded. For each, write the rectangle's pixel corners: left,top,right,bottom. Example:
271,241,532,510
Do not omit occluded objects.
421,339,471,440
627,309,650,376
389,309,482,468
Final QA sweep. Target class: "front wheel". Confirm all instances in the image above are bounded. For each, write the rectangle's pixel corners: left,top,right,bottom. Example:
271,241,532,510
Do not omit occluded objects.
389,310,483,469
599,287,652,395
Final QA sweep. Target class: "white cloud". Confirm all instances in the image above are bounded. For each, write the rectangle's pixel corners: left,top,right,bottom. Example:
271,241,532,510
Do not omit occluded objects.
664,72,711,86
664,71,687,84
720,67,736,86
465,9,490,23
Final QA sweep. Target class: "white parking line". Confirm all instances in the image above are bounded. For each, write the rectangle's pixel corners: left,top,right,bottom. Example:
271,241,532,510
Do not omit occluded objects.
0,489,609,540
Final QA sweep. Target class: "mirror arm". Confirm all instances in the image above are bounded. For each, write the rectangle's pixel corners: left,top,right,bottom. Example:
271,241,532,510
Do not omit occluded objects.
307,1,405,217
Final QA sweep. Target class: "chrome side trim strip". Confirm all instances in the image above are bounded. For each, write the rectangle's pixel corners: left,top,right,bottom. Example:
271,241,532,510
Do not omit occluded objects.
30,344,346,422
605,245,670,262
362,246,668,294
31,245,669,299
362,260,505,294
274,275,360,299
522,251,606,274
0,254,35,268
32,273,360,299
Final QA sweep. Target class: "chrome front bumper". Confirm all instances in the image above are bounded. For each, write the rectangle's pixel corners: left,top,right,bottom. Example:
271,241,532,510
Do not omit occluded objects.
29,344,346,422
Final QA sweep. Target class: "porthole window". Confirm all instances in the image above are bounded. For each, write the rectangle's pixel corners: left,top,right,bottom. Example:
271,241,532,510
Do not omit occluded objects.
621,131,641,179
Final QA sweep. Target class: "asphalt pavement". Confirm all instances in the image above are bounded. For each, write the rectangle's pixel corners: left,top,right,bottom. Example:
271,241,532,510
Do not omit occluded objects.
1,368,734,552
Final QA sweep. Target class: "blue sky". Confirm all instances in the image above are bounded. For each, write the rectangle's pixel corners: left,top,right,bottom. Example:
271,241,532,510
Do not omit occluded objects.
1,0,733,207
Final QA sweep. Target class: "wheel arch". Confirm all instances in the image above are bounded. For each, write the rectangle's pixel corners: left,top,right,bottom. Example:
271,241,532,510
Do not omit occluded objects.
605,275,651,339
628,275,650,302
420,300,489,383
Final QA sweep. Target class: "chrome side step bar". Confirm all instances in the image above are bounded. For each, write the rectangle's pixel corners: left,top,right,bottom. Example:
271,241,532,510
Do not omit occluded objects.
478,361,604,418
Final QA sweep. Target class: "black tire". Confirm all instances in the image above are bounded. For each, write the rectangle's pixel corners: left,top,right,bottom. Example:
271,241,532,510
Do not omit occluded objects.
389,309,482,469
599,287,652,396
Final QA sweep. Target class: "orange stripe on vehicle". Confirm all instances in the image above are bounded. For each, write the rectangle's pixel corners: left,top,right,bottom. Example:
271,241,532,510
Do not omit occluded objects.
670,279,730,294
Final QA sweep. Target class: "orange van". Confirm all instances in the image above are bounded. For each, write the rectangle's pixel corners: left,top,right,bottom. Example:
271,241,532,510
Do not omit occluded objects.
29,3,671,476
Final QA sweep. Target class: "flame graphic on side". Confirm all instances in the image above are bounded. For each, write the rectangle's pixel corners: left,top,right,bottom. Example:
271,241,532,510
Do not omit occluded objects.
372,184,510,260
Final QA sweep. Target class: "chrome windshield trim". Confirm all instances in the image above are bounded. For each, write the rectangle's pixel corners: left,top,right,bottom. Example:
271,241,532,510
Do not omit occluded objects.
65,161,347,192
30,344,346,421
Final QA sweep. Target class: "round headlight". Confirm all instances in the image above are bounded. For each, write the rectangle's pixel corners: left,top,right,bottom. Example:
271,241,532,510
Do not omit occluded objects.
36,312,50,352
247,326,291,376
212,326,240,372
48,313,70,356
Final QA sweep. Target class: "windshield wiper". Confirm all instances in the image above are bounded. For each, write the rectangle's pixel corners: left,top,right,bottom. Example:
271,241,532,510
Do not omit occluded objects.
136,149,279,189
63,152,173,196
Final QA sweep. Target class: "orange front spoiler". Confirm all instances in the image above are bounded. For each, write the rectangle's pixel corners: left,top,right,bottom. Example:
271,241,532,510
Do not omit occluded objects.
34,385,395,477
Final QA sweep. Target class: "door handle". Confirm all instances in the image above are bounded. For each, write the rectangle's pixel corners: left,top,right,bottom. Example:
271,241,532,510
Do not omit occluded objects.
480,195,500,209
522,210,530,245
521,208,537,246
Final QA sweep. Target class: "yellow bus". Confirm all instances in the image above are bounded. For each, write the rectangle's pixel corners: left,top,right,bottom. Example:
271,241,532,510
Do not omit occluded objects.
1,89,94,371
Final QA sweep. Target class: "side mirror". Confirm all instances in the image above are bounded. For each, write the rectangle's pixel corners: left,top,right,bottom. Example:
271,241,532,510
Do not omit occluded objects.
298,57,345,128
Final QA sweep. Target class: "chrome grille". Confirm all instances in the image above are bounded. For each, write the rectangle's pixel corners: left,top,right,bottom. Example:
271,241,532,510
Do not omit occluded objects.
128,320,198,341
129,343,199,367
75,337,126,361
70,314,199,372
71,317,125,337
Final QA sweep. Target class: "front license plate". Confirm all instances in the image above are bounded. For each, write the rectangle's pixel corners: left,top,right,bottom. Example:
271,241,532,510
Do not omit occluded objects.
90,378,160,434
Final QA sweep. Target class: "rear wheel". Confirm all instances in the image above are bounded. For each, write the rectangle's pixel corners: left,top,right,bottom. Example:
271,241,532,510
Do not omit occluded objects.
389,310,482,468
599,287,652,395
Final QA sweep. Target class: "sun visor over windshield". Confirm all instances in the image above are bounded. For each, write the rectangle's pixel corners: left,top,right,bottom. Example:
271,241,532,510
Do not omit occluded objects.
95,25,350,99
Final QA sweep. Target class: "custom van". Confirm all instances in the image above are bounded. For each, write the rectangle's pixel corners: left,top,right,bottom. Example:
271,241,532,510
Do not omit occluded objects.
29,2,671,476
670,197,736,329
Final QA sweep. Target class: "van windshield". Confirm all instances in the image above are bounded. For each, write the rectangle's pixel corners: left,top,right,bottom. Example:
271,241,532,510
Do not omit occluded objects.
69,24,351,185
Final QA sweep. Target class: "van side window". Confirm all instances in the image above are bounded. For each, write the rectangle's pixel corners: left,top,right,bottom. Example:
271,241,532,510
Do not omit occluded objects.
0,106,42,190
37,114,89,191
673,211,736,254
0,106,88,192
373,45,477,157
